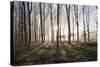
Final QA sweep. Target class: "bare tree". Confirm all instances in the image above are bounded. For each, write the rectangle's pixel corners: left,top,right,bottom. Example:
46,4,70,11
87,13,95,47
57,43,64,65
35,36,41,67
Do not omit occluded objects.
22,2,27,46
39,3,44,44
50,4,54,42
56,4,60,62
34,10,37,42
43,3,45,42
95,6,98,39
72,8,75,42
17,2,22,41
59,6,61,42
66,4,71,44
27,2,32,47
33,4,38,42
86,6,90,42
74,5,79,42
83,6,86,43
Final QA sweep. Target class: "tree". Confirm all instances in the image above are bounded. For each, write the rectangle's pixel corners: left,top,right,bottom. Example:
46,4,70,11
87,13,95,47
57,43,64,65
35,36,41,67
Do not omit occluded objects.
27,2,32,47
39,3,44,44
43,3,45,42
74,5,79,42
66,4,71,44
72,8,75,42
22,2,27,46
94,6,98,39
17,2,22,41
59,5,62,42
56,4,60,62
86,6,90,42
21,2,24,41
83,6,86,43
50,4,54,42
33,5,38,42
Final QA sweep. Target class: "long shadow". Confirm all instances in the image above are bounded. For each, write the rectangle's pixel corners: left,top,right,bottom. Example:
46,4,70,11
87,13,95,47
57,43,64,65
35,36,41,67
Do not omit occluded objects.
14,42,49,65
60,41,97,62
14,41,97,66
58,41,76,62
15,42,58,65
32,43,55,64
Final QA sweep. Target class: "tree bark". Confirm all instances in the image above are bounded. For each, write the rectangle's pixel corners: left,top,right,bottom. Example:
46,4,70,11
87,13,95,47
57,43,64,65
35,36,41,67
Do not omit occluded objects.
50,4,54,42
56,4,60,62
34,12,37,42
72,11,75,42
74,5,79,42
39,3,44,44
20,2,24,41
22,2,27,46
66,4,71,44
43,3,45,42
27,2,32,47
86,7,90,42
83,6,86,44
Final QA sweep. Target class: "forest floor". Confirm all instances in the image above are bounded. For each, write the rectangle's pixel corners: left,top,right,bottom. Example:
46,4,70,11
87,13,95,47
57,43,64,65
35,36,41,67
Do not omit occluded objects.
13,41,97,66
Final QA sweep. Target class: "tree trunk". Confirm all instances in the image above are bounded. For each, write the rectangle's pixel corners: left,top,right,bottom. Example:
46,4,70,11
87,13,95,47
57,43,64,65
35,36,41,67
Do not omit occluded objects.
27,2,32,47
22,2,27,46
59,21,61,42
34,13,37,42
56,4,60,62
72,12,75,42
50,4,54,42
74,5,79,42
21,2,24,41
39,3,44,44
66,4,71,44
43,3,45,42
83,6,86,44
86,7,90,42
18,3,21,41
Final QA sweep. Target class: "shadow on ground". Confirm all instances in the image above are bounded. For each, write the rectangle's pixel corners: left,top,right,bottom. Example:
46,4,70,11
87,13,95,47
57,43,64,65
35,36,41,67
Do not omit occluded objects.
13,41,97,66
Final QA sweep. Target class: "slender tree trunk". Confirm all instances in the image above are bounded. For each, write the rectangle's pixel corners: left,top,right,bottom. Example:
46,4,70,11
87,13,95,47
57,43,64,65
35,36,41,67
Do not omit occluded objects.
38,27,41,41
22,2,27,46
21,3,24,41
95,6,98,39
83,6,86,43
56,4,60,62
47,26,50,41
73,22,74,42
18,4,21,41
86,7,90,42
72,13,74,42
50,4,54,42
18,10,21,40
66,4,71,44
57,4,59,50
74,5,79,42
34,13,37,42
27,2,32,47
77,22,79,42
39,3,44,44
43,3,45,42
59,22,61,42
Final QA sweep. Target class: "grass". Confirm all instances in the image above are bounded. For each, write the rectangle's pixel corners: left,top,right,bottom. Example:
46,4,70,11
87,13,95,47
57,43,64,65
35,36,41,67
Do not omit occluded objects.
13,41,97,66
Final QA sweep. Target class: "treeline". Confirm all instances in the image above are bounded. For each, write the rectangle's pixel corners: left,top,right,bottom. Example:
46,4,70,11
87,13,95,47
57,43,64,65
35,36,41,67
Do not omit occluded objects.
11,1,97,48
